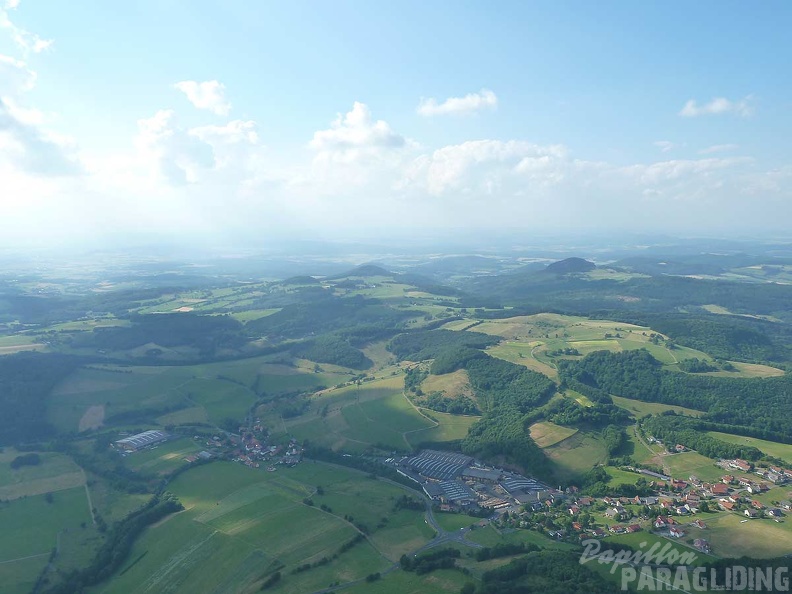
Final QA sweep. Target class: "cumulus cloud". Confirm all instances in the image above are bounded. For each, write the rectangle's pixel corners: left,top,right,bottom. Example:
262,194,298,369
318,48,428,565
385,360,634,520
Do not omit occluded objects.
699,143,739,155
0,54,80,176
134,109,258,186
173,80,231,115
309,102,406,166
0,3,53,53
417,88,498,116
679,96,753,117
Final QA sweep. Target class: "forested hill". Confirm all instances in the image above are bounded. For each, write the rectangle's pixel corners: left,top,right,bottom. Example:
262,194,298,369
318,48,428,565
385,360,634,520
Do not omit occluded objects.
561,349,792,440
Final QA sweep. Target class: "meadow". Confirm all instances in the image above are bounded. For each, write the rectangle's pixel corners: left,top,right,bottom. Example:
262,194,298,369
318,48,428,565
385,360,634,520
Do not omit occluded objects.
542,431,608,480
89,461,433,594
708,431,792,464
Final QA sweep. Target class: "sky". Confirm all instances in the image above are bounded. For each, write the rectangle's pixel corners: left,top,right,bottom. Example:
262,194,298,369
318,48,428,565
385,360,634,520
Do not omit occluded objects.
1,0,791,247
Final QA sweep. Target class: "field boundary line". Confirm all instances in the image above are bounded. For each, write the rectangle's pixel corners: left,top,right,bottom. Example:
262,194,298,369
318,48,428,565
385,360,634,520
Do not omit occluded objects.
0,552,50,564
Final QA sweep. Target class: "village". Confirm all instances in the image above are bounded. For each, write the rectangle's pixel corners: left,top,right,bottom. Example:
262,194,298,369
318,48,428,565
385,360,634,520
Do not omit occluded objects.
383,449,792,558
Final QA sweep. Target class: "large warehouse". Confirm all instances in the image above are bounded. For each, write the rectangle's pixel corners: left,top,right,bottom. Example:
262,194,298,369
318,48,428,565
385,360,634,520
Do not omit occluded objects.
114,430,169,452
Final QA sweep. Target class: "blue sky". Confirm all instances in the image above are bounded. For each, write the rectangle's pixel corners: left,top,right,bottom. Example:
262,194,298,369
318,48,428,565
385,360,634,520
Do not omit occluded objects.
1,0,791,245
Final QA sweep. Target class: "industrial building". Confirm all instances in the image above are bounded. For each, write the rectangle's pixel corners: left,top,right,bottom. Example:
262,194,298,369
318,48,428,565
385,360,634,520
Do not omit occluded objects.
114,430,169,452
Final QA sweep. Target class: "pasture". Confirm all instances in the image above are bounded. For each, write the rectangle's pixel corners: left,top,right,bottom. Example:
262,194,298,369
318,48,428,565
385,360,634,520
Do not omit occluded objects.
90,461,432,594
0,449,84,500
708,432,792,465
406,409,480,446
421,369,474,400
610,395,705,418
529,421,578,448
0,487,95,594
664,452,723,483
704,512,792,559
543,431,608,480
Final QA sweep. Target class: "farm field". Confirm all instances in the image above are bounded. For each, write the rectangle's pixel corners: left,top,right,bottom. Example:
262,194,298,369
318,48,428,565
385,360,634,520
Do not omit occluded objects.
0,487,95,594
708,432,792,465
611,395,705,418
0,449,84,500
606,531,715,565
89,461,432,594
528,421,578,448
420,369,474,400
663,452,723,482
704,512,792,559
406,410,480,446
466,524,575,551
279,376,436,452
543,431,608,480
485,341,558,379
343,568,470,594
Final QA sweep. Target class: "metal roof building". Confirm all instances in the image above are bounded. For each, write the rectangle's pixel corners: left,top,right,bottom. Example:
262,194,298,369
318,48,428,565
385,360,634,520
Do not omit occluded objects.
115,430,168,451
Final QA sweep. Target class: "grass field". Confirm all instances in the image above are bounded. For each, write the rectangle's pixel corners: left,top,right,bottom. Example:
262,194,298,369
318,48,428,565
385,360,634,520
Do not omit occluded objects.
529,421,578,448
124,437,205,475
89,461,433,594
708,432,792,465
610,395,705,418
406,410,480,447
664,452,723,482
705,512,792,558
543,431,608,480
0,487,95,594
279,376,436,452
0,449,84,500
606,531,715,565
434,512,478,532
421,369,474,400
343,568,470,594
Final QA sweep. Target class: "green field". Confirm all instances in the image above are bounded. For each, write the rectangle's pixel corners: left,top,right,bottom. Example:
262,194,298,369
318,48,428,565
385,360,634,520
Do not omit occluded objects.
0,487,95,594
543,431,608,480
664,451,724,482
705,512,792,558
607,531,715,565
406,409,480,446
610,395,705,418
89,461,433,594
124,437,205,475
280,377,436,452
707,432,792,464
0,449,84,500
529,421,578,448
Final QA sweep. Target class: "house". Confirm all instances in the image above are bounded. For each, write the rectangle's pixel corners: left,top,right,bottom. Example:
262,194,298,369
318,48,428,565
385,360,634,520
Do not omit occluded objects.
718,500,735,511
781,501,792,511
568,505,580,515
692,519,707,529
590,528,606,537
710,483,729,496
572,522,583,531
610,525,626,534
671,479,688,491
627,524,642,533
675,444,687,452
669,527,686,538
694,539,712,553
751,500,764,510
675,506,690,515
744,509,760,518
730,459,752,472
578,497,594,506
654,516,674,528
768,509,784,518
686,494,701,505
722,475,734,484
644,497,659,506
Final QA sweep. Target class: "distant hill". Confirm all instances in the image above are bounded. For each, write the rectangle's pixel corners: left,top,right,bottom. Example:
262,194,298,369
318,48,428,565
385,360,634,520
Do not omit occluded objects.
328,264,391,279
543,257,596,274
281,275,320,285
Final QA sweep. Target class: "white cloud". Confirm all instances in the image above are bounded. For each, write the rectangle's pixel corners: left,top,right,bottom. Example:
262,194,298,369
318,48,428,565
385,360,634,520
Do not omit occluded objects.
173,80,231,116
653,141,676,153
698,143,739,155
0,4,53,53
417,88,498,116
309,102,406,166
679,96,753,117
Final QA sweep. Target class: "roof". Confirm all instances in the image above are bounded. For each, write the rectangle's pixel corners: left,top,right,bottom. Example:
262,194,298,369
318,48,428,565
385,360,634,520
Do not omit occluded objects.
405,450,472,481
115,430,168,449
462,467,502,482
